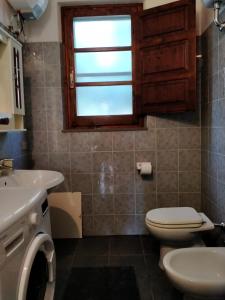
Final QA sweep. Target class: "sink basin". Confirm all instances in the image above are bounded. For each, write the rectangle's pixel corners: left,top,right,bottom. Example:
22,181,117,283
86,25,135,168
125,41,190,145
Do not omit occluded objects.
163,247,225,298
0,170,64,190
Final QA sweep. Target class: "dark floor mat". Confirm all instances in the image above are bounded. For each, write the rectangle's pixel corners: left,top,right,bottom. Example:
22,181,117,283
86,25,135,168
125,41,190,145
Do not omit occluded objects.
62,266,141,300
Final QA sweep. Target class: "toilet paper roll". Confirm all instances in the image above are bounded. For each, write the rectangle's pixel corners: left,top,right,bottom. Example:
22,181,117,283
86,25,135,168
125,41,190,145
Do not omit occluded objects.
140,162,152,175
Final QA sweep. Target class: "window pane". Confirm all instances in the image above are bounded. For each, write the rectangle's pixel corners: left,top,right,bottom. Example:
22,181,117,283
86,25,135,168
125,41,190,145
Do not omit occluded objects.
75,51,132,82
73,15,131,48
76,85,133,116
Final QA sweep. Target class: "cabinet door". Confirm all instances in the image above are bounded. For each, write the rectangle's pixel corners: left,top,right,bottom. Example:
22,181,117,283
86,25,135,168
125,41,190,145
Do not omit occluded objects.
11,40,25,115
139,0,196,113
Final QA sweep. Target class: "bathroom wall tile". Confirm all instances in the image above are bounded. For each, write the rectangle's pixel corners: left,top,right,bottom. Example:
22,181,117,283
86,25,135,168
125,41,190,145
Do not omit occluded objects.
114,194,135,214
179,150,201,171
157,172,178,192
179,193,201,211
22,41,207,236
24,71,45,88
45,87,63,111
28,110,47,131
115,215,136,235
135,130,156,151
135,173,156,194
48,131,69,153
32,131,48,153
115,173,135,194
179,128,201,149
201,150,208,174
207,152,218,180
70,133,92,152
92,174,114,194
201,127,208,150
45,64,62,87
93,215,115,236
157,193,179,207
136,193,157,213
135,215,148,235
52,173,71,192
71,152,92,173
113,151,134,173
43,42,61,65
71,174,92,194
82,216,95,236
32,153,49,170
179,172,201,192
82,195,93,215
91,132,112,151
49,153,70,173
93,195,114,214
208,73,219,101
217,128,225,155
93,152,113,174
113,132,134,151
157,151,178,171
157,128,178,150
47,109,63,130
28,87,46,111
208,127,219,153
155,115,180,128
217,155,225,183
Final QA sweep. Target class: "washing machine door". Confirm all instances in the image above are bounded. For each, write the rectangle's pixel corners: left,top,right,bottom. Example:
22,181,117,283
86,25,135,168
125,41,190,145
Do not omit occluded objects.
18,233,56,300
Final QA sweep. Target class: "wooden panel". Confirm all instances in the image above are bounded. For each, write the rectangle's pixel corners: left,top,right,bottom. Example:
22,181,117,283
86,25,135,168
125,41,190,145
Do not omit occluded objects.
139,0,196,114
142,40,189,75
48,192,82,239
143,79,187,105
141,6,186,39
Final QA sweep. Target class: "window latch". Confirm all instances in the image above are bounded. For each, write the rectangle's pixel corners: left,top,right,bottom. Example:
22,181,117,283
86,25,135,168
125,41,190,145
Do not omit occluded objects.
69,69,75,89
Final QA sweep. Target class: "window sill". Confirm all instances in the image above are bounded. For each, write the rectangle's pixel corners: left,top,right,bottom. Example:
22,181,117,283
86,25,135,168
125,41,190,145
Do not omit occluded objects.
62,123,147,133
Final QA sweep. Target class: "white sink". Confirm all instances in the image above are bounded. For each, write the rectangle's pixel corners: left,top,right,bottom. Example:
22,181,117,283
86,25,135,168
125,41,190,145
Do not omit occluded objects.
0,170,64,190
163,247,225,298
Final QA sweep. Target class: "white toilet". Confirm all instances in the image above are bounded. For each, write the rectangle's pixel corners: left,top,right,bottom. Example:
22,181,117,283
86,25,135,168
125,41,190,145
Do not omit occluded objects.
145,207,214,269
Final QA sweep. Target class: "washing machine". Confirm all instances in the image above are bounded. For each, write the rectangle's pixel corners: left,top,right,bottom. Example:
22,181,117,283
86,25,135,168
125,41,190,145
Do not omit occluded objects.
0,187,56,300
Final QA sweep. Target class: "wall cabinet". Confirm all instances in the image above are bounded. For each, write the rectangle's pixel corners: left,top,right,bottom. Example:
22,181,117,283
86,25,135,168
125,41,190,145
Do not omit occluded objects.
0,26,25,131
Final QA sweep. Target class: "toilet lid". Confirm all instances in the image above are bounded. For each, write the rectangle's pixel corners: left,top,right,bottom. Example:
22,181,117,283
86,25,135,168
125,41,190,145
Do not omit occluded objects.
146,207,203,226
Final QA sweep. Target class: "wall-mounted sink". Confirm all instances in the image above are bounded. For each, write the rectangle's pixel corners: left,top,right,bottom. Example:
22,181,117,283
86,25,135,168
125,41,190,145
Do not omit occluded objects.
0,170,64,190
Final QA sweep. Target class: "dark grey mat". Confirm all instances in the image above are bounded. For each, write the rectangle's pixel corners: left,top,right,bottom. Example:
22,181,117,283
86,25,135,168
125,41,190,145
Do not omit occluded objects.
62,266,141,300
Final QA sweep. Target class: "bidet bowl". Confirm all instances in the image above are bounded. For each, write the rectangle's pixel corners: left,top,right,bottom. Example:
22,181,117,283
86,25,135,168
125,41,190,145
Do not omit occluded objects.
163,247,225,297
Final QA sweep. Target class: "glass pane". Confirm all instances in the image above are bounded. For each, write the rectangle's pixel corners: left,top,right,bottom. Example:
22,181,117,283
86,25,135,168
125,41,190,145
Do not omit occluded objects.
76,85,133,116
75,51,132,82
73,15,131,48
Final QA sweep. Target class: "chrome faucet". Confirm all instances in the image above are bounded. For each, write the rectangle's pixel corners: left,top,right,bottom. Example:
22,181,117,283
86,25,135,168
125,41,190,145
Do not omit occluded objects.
0,158,14,176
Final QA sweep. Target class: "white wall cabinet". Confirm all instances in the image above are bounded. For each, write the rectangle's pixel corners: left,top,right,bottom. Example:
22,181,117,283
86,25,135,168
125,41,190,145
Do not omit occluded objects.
0,26,25,131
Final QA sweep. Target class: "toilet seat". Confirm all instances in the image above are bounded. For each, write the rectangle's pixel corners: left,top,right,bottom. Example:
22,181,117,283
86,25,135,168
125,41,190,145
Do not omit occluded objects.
146,207,204,229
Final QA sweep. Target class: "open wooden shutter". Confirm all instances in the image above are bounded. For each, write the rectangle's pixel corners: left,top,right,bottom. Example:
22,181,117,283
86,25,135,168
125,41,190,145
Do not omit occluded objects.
139,0,196,114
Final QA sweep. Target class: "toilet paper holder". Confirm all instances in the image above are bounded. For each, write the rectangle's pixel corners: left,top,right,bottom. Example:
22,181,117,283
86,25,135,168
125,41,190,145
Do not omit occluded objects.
136,162,153,175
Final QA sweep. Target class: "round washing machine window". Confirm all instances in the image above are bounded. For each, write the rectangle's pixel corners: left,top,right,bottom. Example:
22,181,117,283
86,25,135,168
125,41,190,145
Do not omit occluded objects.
18,233,56,300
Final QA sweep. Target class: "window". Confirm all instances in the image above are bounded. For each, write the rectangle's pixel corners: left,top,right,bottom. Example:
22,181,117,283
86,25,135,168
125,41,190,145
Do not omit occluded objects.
62,1,197,130
61,4,143,130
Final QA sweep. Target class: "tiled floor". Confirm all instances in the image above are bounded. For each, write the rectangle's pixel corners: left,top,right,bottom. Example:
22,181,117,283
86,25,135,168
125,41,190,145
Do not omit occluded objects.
54,235,184,300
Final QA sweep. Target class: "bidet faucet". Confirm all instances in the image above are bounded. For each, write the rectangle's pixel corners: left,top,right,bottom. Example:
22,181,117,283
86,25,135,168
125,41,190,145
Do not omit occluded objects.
214,222,225,228
0,158,14,176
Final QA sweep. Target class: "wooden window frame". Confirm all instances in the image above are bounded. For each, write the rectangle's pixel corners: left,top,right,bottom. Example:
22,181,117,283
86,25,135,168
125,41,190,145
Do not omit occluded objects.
61,4,144,131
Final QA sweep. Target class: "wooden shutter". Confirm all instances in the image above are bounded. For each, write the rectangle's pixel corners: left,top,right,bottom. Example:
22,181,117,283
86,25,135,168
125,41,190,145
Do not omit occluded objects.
139,0,196,114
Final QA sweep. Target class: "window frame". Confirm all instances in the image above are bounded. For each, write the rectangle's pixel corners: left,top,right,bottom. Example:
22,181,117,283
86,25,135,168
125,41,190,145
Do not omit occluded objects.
61,4,144,130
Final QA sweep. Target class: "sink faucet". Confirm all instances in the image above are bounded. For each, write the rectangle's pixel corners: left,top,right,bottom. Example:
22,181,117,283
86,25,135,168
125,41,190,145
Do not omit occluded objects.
0,159,14,176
